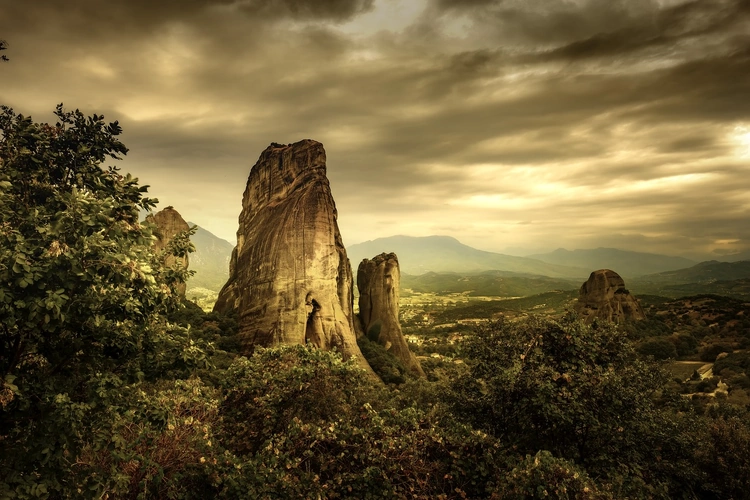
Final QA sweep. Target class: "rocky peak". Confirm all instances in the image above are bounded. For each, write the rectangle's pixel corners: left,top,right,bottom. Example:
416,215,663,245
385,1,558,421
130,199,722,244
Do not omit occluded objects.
214,140,372,373
357,253,424,377
146,206,190,296
575,269,645,323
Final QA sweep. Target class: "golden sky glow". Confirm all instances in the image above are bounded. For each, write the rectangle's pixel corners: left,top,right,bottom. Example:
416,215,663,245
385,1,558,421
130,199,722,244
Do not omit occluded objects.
1,0,748,260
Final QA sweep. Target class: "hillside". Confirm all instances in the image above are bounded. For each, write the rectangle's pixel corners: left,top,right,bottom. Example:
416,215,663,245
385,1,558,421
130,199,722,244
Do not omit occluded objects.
432,290,581,323
186,224,234,292
347,235,589,278
636,260,750,283
528,247,696,278
401,270,579,297
629,261,750,299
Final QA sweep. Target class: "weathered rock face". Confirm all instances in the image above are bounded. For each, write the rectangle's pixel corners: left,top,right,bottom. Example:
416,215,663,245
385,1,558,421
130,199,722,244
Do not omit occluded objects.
575,269,645,323
357,253,424,377
214,140,371,372
146,206,190,297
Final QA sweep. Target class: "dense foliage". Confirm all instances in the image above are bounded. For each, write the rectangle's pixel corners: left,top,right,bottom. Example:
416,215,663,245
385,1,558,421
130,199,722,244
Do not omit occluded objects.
0,105,203,497
3,106,750,499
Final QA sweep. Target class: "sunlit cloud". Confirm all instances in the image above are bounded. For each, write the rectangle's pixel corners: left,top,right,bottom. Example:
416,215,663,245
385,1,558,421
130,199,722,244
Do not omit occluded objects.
1,0,748,258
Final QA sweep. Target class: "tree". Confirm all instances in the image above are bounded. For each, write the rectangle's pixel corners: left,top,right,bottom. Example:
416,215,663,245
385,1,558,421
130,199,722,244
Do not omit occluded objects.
449,316,677,496
637,338,678,360
0,105,198,497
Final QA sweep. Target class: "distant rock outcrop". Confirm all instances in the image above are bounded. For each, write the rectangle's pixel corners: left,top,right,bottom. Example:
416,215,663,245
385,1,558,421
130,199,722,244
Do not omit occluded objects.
146,206,190,297
357,253,424,377
575,269,645,323
214,140,372,372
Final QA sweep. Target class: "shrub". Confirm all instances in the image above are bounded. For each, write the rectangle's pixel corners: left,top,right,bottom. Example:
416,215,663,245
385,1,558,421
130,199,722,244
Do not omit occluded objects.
215,345,502,498
671,333,698,357
357,335,408,384
0,105,202,497
498,451,610,499
638,338,678,360
699,344,732,362
449,315,676,494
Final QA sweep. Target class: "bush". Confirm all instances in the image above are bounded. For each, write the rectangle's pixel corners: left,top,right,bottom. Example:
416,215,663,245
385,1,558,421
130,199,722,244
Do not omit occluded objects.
714,351,750,376
449,315,677,495
214,345,502,498
499,451,610,499
693,414,750,498
357,335,408,384
638,338,678,360
0,105,202,497
699,343,732,362
671,333,698,357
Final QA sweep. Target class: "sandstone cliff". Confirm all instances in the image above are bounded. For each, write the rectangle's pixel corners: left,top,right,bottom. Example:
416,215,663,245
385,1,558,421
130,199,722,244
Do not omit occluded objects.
575,269,645,323
214,140,371,372
357,253,424,377
146,206,190,297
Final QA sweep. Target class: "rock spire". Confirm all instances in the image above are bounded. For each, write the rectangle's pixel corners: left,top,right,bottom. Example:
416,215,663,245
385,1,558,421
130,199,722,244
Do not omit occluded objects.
357,253,424,377
574,269,645,323
213,140,371,372
146,206,190,297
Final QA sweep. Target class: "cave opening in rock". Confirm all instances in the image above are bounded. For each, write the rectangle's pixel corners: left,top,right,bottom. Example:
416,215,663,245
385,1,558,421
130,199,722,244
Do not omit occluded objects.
305,298,322,346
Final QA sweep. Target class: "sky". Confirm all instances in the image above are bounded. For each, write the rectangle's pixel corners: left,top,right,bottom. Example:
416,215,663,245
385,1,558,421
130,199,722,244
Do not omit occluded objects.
1,0,749,260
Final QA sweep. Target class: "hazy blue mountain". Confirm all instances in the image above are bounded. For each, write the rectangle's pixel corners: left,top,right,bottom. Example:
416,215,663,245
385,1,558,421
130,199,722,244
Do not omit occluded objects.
528,247,696,278
186,224,234,292
346,235,589,278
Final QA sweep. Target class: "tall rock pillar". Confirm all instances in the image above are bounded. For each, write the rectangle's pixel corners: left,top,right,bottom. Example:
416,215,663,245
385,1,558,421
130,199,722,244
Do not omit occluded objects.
146,206,190,297
358,253,424,377
574,269,646,324
214,140,371,372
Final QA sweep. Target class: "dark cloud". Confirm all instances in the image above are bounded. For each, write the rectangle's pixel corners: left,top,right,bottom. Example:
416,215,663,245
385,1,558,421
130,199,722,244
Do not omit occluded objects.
543,0,750,61
660,136,723,155
429,0,657,45
434,0,495,10
1,0,748,256
0,0,373,31
238,0,375,21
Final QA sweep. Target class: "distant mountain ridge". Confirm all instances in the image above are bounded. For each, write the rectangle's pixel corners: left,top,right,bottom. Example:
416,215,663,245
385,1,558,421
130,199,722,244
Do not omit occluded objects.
186,224,234,292
634,260,750,285
716,250,750,262
629,260,750,299
528,247,696,278
347,235,590,279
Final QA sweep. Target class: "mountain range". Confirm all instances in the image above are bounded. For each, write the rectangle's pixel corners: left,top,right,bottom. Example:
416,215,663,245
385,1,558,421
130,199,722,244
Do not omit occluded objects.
635,260,750,284
185,231,750,301
528,247,696,278
347,235,590,278
628,260,750,299
186,224,234,292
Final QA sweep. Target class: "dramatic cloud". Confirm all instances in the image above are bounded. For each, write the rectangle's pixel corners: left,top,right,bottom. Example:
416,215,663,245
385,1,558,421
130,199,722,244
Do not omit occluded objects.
1,0,748,259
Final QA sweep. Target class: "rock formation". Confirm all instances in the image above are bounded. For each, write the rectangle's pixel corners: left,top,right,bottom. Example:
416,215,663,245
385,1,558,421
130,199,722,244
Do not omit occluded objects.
214,140,372,372
575,269,645,323
358,253,424,377
146,206,190,297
